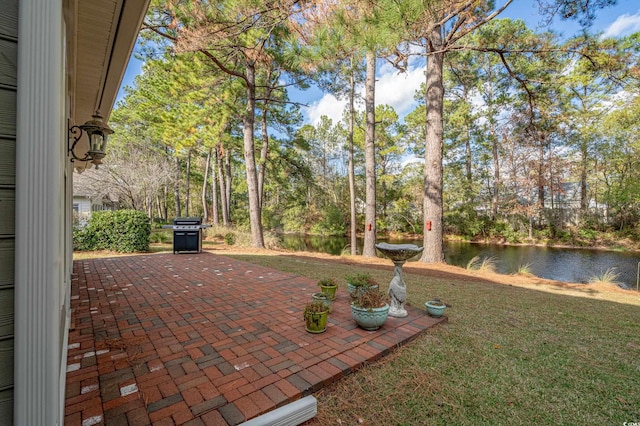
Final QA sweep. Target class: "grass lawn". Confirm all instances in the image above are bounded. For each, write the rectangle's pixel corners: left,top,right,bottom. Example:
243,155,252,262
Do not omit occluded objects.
74,245,640,425
220,249,640,426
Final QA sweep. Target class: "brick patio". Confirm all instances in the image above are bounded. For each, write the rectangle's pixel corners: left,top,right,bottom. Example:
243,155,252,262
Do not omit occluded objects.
64,252,446,425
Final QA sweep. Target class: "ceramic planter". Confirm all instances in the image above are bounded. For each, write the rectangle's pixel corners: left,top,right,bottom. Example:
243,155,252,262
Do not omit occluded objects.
304,310,328,333
425,301,446,318
318,284,337,300
350,303,389,331
312,292,331,308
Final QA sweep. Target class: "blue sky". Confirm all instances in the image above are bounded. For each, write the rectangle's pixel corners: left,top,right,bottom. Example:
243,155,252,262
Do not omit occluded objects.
117,2,640,126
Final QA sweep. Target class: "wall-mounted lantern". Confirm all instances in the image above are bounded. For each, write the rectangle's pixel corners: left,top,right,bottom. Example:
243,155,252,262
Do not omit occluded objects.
68,110,113,168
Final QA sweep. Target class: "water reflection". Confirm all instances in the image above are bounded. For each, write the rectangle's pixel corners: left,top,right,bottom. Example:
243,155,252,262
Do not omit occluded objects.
280,234,640,290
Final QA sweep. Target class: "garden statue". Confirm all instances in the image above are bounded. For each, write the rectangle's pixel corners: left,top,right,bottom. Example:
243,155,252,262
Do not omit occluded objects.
375,243,424,317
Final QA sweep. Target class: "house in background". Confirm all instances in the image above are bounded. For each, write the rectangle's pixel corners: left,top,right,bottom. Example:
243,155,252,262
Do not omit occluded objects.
72,193,118,227
1,0,150,424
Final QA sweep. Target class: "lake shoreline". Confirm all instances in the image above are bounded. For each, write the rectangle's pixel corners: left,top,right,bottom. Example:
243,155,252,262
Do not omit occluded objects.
307,231,640,254
279,232,640,289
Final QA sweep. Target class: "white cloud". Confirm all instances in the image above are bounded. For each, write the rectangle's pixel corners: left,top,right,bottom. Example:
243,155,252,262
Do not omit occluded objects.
376,64,425,115
601,11,640,39
304,63,425,126
305,94,348,126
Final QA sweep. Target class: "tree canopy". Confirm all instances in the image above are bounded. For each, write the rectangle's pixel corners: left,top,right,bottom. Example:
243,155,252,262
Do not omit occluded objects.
79,0,640,260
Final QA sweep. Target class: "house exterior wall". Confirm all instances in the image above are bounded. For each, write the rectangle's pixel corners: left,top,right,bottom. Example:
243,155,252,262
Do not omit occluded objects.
0,0,18,422
73,196,93,227
14,0,69,424
6,0,149,422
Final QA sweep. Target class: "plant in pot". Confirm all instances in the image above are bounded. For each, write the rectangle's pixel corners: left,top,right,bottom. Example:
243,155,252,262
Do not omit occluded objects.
311,291,331,308
317,278,338,300
425,297,447,318
304,300,330,333
345,272,378,298
350,287,390,331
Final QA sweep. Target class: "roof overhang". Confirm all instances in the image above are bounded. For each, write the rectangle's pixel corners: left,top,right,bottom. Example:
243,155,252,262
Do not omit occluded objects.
66,0,150,126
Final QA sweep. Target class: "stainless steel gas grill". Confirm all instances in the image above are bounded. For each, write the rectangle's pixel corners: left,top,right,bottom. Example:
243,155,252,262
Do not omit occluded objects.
162,217,211,254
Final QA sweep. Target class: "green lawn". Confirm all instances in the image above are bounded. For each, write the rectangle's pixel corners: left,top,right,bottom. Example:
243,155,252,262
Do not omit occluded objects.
222,252,640,426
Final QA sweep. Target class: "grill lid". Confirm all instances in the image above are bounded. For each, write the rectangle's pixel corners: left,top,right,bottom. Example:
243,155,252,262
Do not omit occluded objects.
173,217,202,225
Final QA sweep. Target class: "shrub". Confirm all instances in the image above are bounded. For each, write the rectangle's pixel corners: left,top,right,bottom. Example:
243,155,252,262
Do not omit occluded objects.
445,209,486,239
224,232,236,245
150,230,171,244
283,205,307,233
466,255,498,272
73,210,150,253
578,228,598,242
310,204,346,236
589,268,621,286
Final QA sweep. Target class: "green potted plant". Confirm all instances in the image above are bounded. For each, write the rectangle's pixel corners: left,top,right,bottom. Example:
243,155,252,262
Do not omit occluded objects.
311,291,331,307
304,300,330,333
425,298,447,318
317,278,338,300
345,272,378,298
350,287,390,331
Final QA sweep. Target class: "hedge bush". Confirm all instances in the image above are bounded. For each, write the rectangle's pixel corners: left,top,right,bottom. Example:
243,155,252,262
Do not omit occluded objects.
73,210,151,252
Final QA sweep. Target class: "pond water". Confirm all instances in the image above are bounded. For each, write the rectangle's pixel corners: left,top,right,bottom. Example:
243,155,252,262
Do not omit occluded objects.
280,234,640,290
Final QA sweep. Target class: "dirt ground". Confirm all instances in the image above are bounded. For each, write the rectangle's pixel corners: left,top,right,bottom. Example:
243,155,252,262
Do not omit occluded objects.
208,245,640,306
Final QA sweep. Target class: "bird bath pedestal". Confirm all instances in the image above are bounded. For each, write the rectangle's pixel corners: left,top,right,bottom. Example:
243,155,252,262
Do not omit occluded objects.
375,243,424,318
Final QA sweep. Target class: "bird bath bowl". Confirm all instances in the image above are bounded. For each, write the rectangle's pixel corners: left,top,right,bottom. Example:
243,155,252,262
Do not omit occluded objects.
376,243,424,318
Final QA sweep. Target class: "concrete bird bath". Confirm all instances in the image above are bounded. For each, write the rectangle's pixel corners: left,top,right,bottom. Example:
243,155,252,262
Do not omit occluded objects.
375,243,424,318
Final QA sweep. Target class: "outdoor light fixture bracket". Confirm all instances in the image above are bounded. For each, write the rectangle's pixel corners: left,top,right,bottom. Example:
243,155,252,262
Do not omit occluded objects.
68,110,113,168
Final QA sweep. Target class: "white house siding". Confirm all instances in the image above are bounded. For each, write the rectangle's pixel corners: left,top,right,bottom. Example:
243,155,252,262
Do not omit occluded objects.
0,0,18,422
73,196,93,227
15,0,68,424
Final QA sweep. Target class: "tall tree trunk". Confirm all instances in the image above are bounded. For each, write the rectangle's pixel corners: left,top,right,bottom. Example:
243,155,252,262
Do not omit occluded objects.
538,139,545,209
162,186,168,221
258,104,269,209
244,63,264,247
421,27,446,263
202,148,211,223
258,72,273,210
487,78,500,219
147,197,153,221
211,147,220,225
225,151,232,224
491,124,500,219
363,50,377,258
464,87,472,196
580,143,588,212
156,195,163,221
185,149,191,217
174,156,181,218
465,128,472,184
217,144,230,226
348,62,358,256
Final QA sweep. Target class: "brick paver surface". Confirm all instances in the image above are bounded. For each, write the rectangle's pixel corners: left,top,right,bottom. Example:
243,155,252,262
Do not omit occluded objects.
65,252,446,425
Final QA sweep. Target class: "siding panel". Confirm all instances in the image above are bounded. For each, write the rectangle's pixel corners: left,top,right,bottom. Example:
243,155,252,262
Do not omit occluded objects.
0,240,12,287
0,189,14,236
0,138,15,186
0,388,12,424
0,1,16,423
0,39,17,87
0,288,12,337
0,0,18,39
0,338,12,389
0,89,16,136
